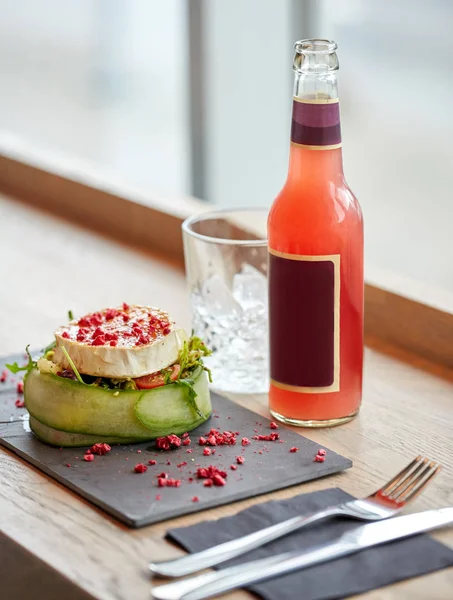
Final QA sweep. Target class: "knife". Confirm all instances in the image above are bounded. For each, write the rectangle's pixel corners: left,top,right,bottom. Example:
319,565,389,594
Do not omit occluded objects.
151,507,453,600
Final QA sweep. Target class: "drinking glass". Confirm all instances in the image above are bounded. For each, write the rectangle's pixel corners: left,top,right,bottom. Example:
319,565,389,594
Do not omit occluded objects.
182,208,268,394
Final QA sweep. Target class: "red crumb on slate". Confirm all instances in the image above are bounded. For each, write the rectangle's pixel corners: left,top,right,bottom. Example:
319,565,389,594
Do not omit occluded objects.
203,479,213,487
90,443,111,455
134,463,148,473
289,447,299,453
197,466,227,486
17,381,24,394
230,464,237,471
155,494,162,501
269,421,279,429
15,399,25,408
236,456,245,464
203,448,212,456
182,438,191,446
192,496,199,502
199,429,237,446
84,454,94,462
241,437,251,446
314,449,327,462
0,370,8,382
158,478,181,488
137,449,142,454
252,433,280,442
212,474,226,486
187,449,193,453
156,434,182,450
65,463,71,468
158,472,168,478
177,461,188,468
148,459,157,465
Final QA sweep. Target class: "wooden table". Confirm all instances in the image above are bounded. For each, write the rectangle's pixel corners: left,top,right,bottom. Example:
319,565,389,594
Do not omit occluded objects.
1,194,452,600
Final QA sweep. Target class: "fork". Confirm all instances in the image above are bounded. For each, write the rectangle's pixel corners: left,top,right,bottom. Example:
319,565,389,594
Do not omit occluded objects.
149,455,440,578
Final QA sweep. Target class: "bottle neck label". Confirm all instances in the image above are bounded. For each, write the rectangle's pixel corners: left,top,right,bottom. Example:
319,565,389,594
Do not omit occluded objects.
268,249,340,393
291,97,341,149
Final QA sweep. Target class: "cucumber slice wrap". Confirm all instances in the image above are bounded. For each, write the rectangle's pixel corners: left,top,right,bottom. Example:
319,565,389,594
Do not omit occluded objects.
24,366,211,444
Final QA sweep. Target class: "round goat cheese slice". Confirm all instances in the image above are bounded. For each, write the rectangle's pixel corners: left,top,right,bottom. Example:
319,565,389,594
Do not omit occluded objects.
52,304,187,379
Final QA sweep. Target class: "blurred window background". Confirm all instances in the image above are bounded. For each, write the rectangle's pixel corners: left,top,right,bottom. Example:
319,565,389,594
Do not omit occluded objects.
0,0,452,297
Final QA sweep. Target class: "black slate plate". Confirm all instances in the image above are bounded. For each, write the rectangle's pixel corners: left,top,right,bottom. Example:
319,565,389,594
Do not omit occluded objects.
0,353,352,528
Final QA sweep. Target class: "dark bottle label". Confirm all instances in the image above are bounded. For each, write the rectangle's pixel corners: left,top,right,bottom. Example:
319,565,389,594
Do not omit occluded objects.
269,250,340,393
291,97,341,148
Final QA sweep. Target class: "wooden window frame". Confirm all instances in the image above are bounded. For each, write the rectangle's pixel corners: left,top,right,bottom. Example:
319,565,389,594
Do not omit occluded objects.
1,147,453,372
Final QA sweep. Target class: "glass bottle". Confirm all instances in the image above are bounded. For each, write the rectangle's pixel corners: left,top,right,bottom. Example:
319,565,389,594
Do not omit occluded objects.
268,39,363,427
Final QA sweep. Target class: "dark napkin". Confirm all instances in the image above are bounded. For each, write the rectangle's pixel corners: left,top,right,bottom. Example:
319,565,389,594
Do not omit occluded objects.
167,487,453,600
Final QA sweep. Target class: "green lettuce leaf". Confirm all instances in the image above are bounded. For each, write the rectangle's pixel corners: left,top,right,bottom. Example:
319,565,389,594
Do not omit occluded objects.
176,378,205,419
174,335,212,417
6,345,36,379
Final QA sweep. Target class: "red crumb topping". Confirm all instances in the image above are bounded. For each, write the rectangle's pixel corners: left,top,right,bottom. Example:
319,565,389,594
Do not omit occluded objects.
230,464,237,471
0,370,8,382
289,447,299,453
236,456,245,464
241,437,251,446
192,496,199,502
182,438,191,446
15,399,25,408
17,381,24,394
58,305,172,348
134,463,148,473
314,455,325,462
84,454,94,462
317,449,326,456
148,459,157,465
269,421,279,429
203,447,212,456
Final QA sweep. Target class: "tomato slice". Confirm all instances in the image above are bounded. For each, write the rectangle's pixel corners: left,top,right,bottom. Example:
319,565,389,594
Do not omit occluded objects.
134,364,181,389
